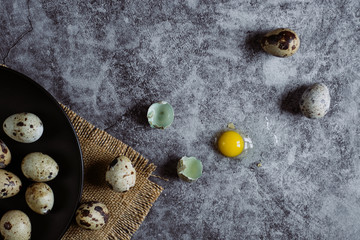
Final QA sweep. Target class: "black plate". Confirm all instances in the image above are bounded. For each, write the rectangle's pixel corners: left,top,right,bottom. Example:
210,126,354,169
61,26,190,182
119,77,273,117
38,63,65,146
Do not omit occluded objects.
0,66,83,239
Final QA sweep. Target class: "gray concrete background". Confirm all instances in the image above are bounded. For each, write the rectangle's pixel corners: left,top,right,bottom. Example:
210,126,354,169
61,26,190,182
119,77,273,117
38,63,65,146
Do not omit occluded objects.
1,0,360,239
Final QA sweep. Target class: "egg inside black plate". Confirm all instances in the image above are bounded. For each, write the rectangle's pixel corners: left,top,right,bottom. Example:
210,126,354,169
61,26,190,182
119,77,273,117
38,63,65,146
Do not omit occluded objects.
0,66,83,240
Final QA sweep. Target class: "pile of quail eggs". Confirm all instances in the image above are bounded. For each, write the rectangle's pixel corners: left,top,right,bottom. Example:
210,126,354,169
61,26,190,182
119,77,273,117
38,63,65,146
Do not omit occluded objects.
0,112,138,237
0,112,59,240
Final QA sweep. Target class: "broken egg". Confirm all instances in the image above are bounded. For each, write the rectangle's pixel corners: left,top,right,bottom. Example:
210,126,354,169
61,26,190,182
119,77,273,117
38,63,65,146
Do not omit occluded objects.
177,156,203,182
147,101,174,129
216,124,253,158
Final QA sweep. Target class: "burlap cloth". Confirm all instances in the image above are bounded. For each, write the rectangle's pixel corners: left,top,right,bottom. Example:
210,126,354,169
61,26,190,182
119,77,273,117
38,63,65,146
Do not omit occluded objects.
60,104,163,240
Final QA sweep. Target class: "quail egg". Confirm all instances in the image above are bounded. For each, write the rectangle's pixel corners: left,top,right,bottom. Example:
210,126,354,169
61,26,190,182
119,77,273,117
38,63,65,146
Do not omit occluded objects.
177,156,203,182
300,83,330,119
0,210,31,240
0,169,22,199
75,201,109,230
261,28,300,57
105,155,136,192
216,123,253,158
0,139,11,168
21,152,59,182
25,182,54,215
3,113,43,143
147,101,174,129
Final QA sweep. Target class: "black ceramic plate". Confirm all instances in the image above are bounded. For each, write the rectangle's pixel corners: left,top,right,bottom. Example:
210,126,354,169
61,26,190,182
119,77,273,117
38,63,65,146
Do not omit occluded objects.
0,66,83,240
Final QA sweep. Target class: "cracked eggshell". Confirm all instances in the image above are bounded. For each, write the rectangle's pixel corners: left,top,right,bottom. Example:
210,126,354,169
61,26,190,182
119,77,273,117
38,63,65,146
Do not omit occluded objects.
300,83,330,119
105,156,136,192
21,152,59,182
3,113,43,143
177,156,203,182
0,210,31,240
25,183,54,215
0,169,22,199
75,201,109,230
261,28,300,57
147,101,174,129
0,139,11,168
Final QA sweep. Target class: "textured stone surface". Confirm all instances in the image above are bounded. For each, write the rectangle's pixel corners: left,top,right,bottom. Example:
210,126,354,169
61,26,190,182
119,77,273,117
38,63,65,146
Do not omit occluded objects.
1,0,360,239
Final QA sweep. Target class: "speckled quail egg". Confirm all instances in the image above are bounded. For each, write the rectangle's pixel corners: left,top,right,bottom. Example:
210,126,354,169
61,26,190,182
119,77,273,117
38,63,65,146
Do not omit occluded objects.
147,101,174,129
177,156,203,182
0,139,11,168
300,83,330,119
0,169,22,199
25,183,54,215
3,113,43,143
215,123,253,159
21,152,59,182
261,28,300,57
0,210,31,240
105,155,136,192
75,201,109,230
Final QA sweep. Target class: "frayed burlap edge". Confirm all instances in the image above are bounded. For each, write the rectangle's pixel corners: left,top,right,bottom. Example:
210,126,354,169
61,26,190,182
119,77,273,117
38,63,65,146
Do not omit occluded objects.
60,104,163,240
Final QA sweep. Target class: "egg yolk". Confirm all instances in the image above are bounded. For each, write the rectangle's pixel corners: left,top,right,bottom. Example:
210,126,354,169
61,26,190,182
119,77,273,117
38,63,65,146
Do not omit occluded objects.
217,130,245,157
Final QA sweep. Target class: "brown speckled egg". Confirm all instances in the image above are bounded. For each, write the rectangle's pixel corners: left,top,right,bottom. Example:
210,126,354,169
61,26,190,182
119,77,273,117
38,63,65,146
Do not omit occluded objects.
0,139,11,168
300,83,331,119
3,112,44,143
21,152,59,182
25,183,54,215
105,156,136,192
261,28,300,57
75,201,109,230
0,169,22,199
0,210,31,240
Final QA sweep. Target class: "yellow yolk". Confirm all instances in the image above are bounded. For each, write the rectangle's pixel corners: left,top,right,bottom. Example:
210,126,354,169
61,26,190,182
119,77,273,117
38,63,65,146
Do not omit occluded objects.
217,130,245,157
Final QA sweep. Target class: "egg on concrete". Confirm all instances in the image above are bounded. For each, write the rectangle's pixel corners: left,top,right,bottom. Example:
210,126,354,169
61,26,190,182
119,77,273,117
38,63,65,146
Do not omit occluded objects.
105,156,136,192
21,152,59,182
0,139,11,168
25,183,54,215
300,83,331,119
215,123,254,159
0,210,31,240
3,113,44,143
75,201,109,230
0,169,22,199
261,28,300,57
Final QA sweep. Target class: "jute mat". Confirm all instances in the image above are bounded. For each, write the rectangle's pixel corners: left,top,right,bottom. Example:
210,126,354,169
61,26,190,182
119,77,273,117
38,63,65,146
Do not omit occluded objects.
60,104,163,240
